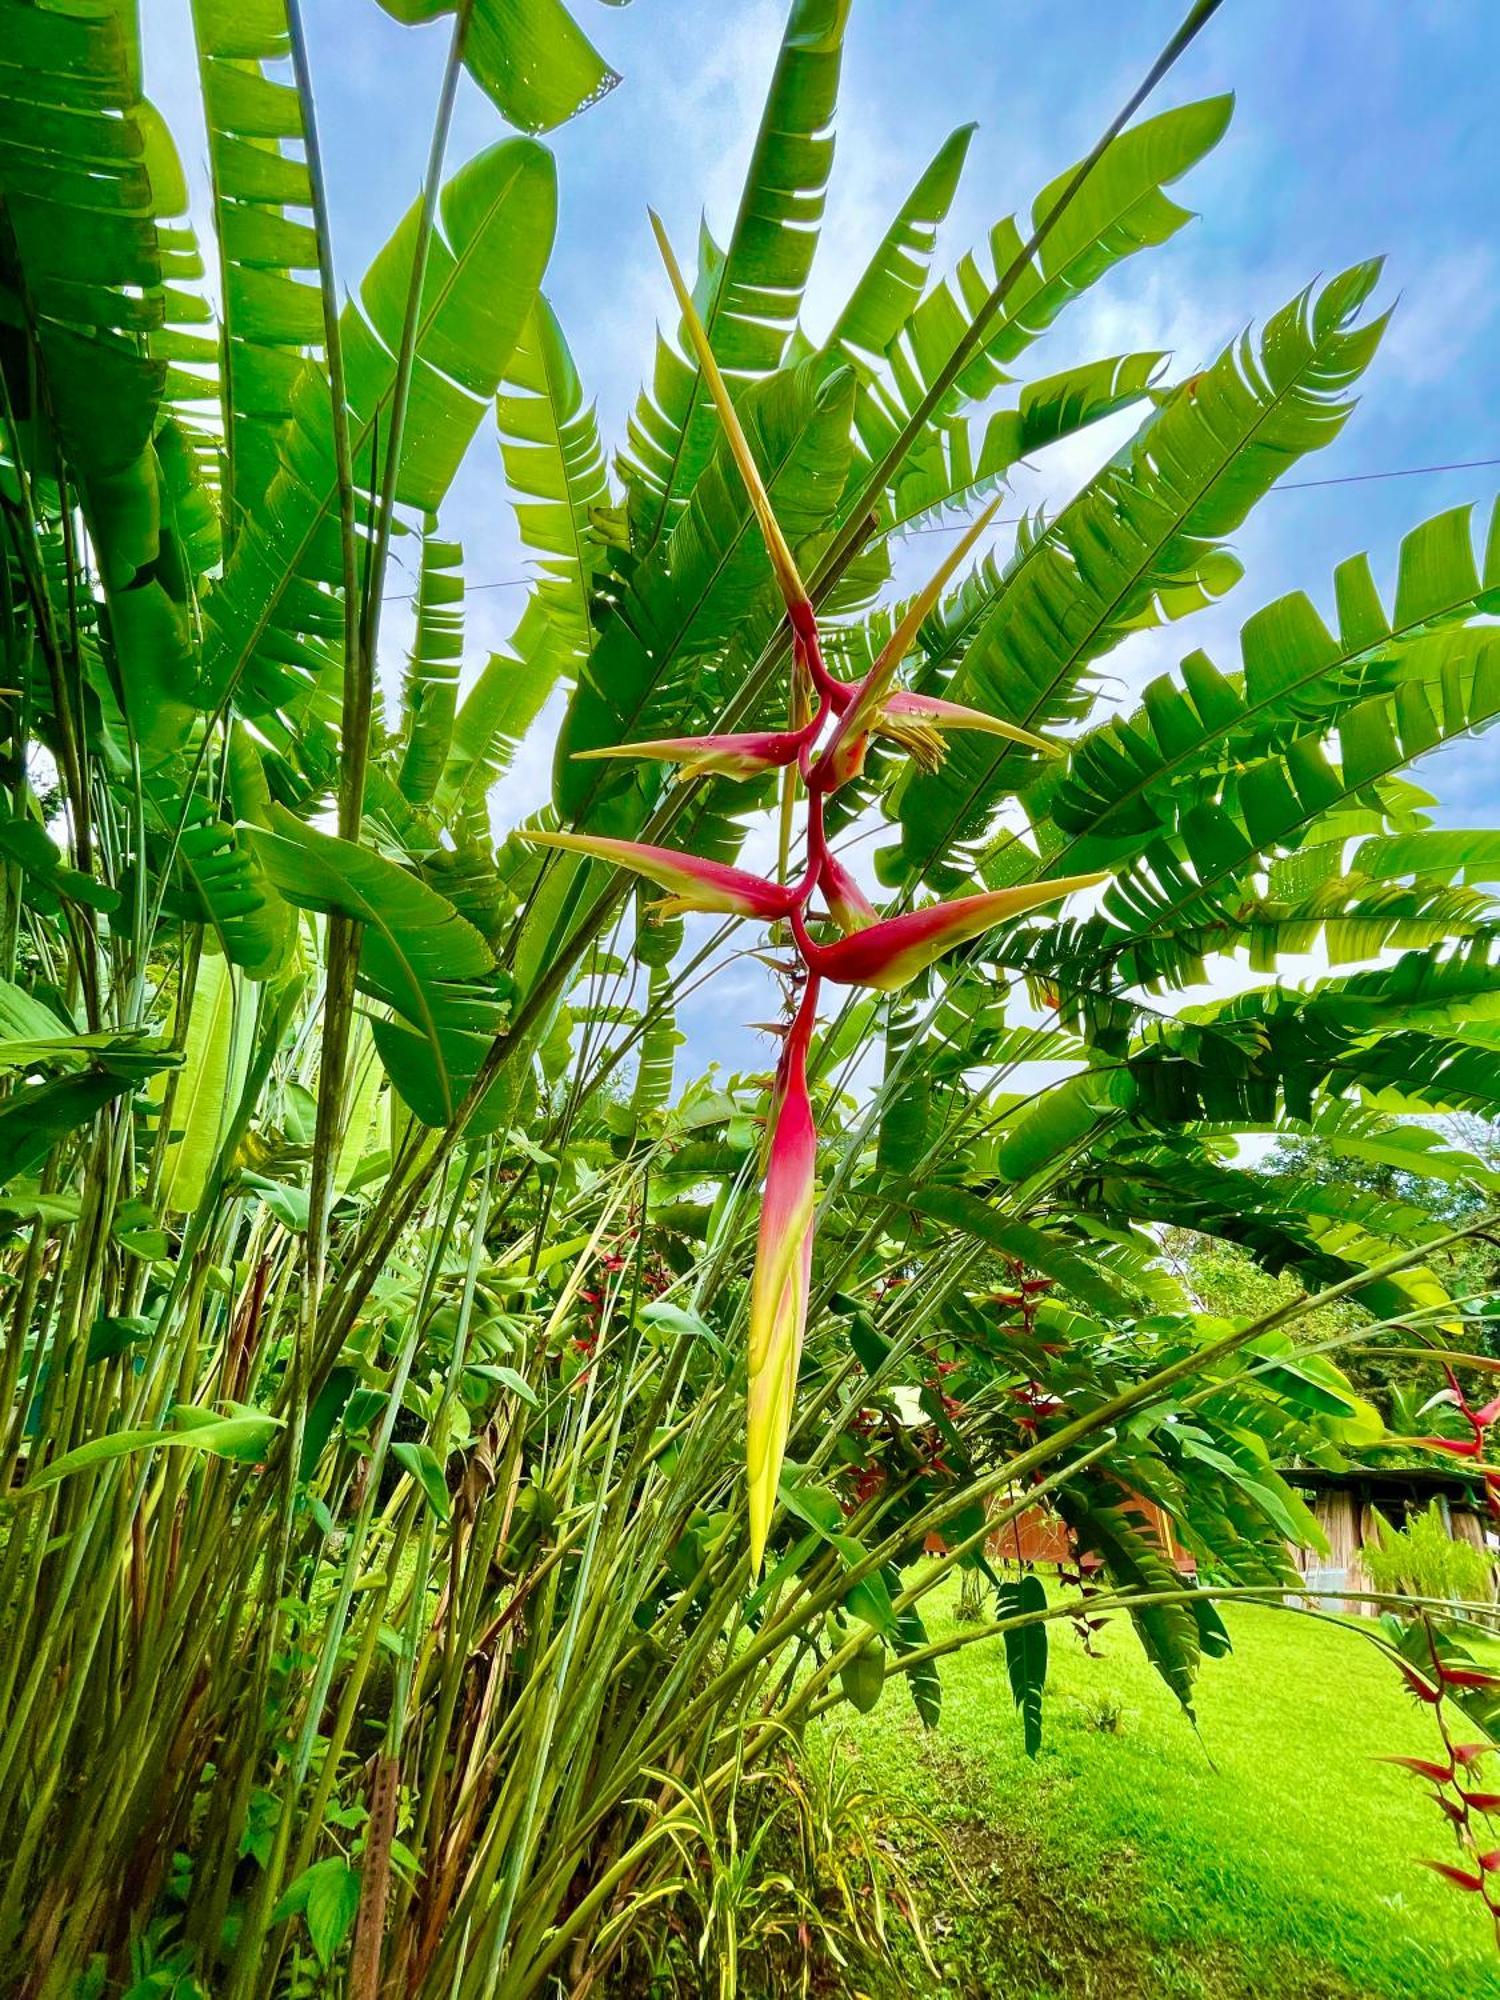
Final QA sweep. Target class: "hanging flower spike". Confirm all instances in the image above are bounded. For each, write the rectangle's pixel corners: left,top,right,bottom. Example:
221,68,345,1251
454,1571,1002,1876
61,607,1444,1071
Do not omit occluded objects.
570,719,816,783
819,848,877,934
747,981,820,1574
1414,1362,1500,1459
518,830,795,921
651,211,809,618
792,872,1108,992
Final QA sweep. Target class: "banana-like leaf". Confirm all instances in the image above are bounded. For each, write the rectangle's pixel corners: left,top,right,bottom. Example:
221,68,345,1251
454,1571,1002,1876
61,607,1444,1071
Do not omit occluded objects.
1057,1488,1203,1716
995,1573,1047,1757
441,297,613,804
248,807,507,1120
849,96,1232,516
201,137,556,718
1096,625,1500,958
153,778,295,980
824,123,975,371
886,350,1166,535
895,263,1389,886
0,0,209,588
375,0,619,136
189,0,324,528
397,519,465,805
0,1074,134,1192
1049,499,1500,862
157,953,254,1213
629,967,681,1129
896,1182,1146,1317
619,0,852,546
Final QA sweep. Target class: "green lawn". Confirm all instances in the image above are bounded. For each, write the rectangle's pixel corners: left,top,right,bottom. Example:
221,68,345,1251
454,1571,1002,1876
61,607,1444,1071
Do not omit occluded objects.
835,1593,1499,2000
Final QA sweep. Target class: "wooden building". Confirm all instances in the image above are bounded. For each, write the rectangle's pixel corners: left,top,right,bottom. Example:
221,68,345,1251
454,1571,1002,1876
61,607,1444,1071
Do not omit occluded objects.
1284,1464,1495,1616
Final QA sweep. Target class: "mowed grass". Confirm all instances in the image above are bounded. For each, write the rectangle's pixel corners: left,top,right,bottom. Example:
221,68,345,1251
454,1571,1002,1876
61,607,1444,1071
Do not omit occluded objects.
835,1591,1499,2000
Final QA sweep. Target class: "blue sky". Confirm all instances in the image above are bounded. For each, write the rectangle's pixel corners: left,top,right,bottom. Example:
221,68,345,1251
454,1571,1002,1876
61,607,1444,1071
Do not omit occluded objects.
145,0,1499,1069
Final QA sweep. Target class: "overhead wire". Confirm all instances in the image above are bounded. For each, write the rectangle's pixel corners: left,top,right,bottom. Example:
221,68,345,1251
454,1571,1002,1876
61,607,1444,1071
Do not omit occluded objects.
382,452,1500,598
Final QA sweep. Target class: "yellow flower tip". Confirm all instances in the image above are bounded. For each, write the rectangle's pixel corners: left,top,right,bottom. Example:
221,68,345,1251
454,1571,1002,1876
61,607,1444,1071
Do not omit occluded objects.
650,209,808,616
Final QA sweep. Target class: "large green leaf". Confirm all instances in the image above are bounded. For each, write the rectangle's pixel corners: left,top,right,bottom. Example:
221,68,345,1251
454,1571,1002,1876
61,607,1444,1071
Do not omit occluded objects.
442,296,613,803
895,262,1388,885
0,0,208,587
189,0,323,528
201,136,556,718
397,519,465,806
619,0,852,546
1049,499,1500,862
0,1074,132,1191
1094,625,1500,965
157,952,253,1214
824,123,975,371
995,1573,1048,1757
248,807,504,1118
848,96,1232,531
375,0,620,136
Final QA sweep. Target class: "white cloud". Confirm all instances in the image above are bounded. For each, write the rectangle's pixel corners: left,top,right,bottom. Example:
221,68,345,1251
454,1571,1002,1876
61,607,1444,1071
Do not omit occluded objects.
1379,246,1497,390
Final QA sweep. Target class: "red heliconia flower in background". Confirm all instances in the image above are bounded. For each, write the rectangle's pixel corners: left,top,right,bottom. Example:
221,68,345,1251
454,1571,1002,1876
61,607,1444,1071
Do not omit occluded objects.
1416,1362,1500,1458
1413,1365,1500,1531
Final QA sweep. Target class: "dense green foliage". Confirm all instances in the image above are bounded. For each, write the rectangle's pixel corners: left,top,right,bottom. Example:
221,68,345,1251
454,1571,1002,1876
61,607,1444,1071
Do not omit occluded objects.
0,0,1497,1993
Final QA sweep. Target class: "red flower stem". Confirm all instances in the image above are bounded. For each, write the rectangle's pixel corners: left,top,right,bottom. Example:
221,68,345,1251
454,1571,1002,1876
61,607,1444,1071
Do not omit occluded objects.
791,793,830,909
790,600,851,710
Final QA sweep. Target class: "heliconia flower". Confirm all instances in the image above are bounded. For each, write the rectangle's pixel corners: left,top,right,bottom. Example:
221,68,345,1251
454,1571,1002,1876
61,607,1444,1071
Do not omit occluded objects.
876,692,1057,770
815,497,1002,787
1418,1860,1485,1893
518,830,795,921
1436,1664,1500,1693
819,849,877,934
793,872,1108,992
1377,1755,1455,1784
571,722,814,782
747,986,819,1574
821,690,1058,789
1394,1657,1444,1705
651,211,809,617
1415,1432,1483,1459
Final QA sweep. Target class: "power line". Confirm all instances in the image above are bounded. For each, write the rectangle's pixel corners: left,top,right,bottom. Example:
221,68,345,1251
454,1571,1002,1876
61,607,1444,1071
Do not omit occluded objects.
904,453,1500,531
384,451,1500,594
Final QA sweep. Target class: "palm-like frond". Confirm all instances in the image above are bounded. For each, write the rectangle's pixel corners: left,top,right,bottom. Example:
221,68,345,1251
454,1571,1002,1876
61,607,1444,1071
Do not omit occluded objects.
376,0,621,137
397,519,465,806
0,0,208,588
895,261,1389,885
823,123,975,373
190,0,323,536
441,293,618,802
1049,499,1500,860
618,0,853,546
847,96,1233,531
200,137,556,720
